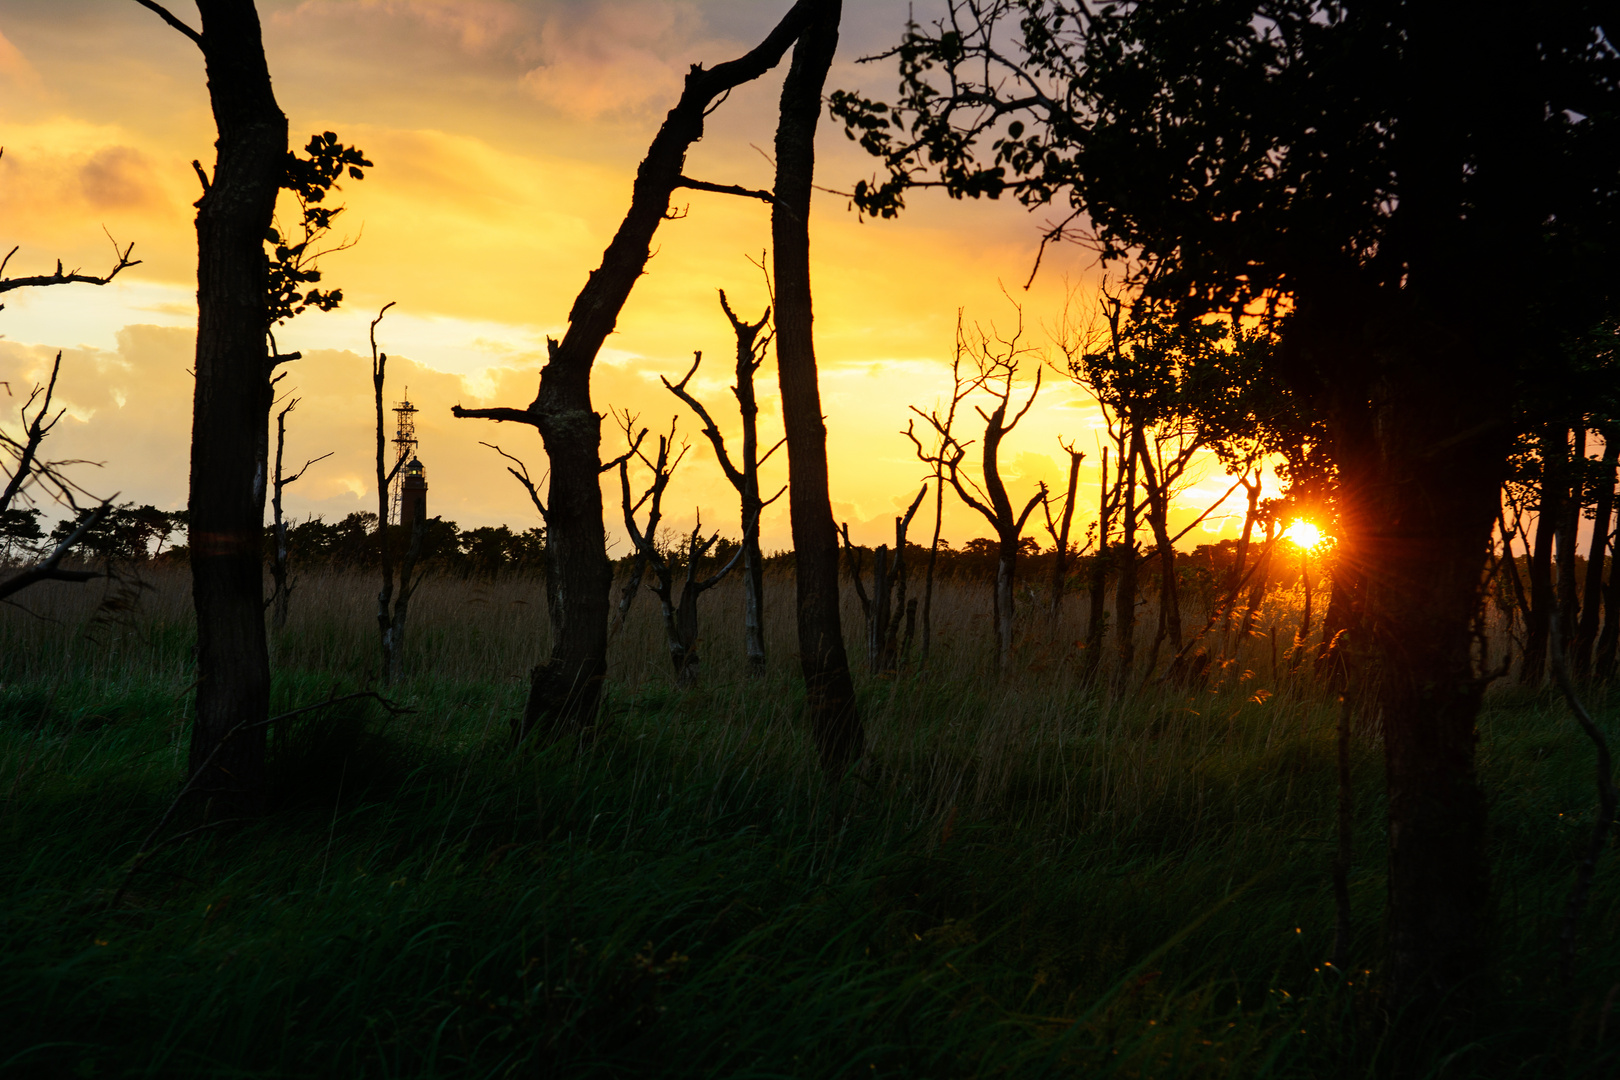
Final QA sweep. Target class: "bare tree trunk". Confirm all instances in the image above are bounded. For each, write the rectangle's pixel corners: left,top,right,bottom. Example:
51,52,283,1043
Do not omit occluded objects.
1045,443,1084,619
454,1,821,744
1574,433,1617,676
1116,426,1141,675
772,0,862,772
184,0,287,817
1238,519,1274,640
1557,424,1587,660
1135,438,1182,655
1523,425,1563,685
270,402,293,633
664,292,776,676
1219,471,1260,630
922,477,942,665
1083,448,1112,676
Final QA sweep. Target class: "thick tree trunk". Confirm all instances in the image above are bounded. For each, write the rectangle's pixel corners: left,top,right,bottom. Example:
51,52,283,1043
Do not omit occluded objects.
186,0,287,816
1574,434,1616,675
1339,343,1505,1006
1522,426,1563,685
772,0,861,772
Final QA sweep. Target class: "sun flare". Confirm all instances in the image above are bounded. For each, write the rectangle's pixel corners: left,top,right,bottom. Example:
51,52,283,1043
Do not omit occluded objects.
1284,519,1326,549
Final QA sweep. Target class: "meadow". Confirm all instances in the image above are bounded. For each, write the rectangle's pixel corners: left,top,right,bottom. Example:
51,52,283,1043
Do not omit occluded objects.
0,563,1616,1078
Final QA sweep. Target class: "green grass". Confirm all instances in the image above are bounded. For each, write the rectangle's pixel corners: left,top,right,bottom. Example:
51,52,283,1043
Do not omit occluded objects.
0,567,1617,1077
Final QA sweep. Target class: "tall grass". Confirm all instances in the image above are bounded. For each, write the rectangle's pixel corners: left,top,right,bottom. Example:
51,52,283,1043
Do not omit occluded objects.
0,564,1615,1077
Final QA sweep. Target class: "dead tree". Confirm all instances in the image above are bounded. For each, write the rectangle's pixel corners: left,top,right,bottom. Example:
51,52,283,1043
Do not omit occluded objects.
663,290,786,676
647,514,745,686
0,167,136,598
906,310,973,666
1040,439,1086,619
371,305,426,684
772,0,862,770
607,410,671,635
267,396,331,632
1053,299,1135,677
840,485,926,676
616,418,741,684
452,0,826,747
0,354,114,599
911,312,1046,673
1082,447,1116,676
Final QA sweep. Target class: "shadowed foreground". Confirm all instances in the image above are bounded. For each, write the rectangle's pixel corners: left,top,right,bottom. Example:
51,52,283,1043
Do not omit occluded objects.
0,566,1616,1077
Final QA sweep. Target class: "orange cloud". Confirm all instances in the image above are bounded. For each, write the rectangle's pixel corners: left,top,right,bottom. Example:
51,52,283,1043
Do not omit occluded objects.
521,2,703,120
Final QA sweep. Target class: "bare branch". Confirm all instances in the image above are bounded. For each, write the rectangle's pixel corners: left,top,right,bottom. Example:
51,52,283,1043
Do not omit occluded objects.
130,0,203,46
0,498,115,601
452,405,539,426
675,177,777,206
481,442,549,524
0,236,140,297
282,450,334,488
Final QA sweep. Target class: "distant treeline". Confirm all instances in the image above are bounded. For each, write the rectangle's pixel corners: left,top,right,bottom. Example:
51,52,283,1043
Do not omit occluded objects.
5,501,1340,602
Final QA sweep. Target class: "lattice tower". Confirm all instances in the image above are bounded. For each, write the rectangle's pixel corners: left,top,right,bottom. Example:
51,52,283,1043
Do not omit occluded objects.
389,391,418,525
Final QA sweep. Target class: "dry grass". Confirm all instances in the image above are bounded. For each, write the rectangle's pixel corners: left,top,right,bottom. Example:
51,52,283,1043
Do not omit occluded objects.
0,560,1612,1077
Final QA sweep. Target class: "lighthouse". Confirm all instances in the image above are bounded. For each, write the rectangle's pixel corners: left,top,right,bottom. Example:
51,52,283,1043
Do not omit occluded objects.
400,457,428,523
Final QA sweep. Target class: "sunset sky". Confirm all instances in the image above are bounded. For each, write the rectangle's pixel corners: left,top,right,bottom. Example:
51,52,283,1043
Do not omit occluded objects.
0,0,1264,551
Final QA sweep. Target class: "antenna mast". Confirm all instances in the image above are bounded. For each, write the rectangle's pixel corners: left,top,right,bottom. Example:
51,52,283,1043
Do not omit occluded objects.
389,389,418,525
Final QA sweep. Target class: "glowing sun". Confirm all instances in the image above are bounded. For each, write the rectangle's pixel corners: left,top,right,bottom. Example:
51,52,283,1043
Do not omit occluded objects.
1284,519,1326,549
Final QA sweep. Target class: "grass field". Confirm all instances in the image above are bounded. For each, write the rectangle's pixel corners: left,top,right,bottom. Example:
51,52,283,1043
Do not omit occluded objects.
0,563,1617,1077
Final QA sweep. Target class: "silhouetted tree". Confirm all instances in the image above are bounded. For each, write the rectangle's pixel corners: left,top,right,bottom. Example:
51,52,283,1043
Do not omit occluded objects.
771,0,862,771
616,416,742,685
840,485,926,675
1039,439,1085,620
370,305,426,684
133,0,369,816
836,0,1620,1003
452,0,828,747
268,397,331,631
909,310,1046,673
663,291,785,676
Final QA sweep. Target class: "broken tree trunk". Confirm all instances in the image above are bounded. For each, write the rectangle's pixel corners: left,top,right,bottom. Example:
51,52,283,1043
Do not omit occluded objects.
452,0,823,744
